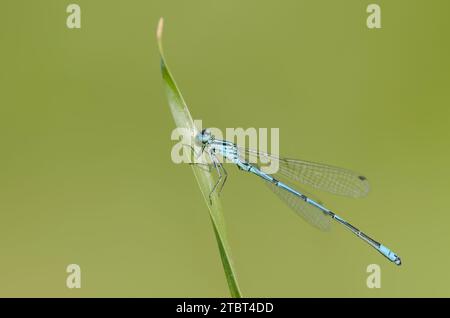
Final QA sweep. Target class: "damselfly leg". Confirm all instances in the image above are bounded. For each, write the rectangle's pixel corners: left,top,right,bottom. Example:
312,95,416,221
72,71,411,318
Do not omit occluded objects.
182,144,212,172
208,151,229,204
218,164,228,196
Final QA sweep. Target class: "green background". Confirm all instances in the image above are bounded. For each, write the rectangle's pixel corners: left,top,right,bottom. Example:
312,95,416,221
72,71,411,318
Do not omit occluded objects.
1,0,449,297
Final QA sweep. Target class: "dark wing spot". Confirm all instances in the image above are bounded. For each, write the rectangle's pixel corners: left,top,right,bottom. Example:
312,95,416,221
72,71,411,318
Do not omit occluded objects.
358,175,367,181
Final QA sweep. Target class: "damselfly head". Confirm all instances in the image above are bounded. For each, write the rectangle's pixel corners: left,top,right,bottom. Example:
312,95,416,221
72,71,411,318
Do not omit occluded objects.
195,128,213,145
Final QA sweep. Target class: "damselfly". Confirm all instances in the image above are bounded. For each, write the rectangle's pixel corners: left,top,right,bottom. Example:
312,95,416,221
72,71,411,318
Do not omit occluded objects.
192,128,402,266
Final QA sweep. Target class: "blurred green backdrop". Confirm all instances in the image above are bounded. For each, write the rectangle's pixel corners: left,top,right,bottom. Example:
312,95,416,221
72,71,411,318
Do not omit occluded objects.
0,0,449,297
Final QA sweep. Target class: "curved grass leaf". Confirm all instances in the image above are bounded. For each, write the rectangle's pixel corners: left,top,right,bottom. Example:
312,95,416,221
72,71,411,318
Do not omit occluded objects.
156,18,242,298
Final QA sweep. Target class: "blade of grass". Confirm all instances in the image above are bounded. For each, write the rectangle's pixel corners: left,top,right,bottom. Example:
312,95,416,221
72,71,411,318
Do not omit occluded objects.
156,17,242,298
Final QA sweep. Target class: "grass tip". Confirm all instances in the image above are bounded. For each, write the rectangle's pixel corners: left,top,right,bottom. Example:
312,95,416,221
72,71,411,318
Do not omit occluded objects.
156,17,164,41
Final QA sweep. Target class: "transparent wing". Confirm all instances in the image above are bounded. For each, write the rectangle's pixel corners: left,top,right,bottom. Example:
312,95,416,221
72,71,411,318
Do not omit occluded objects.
239,147,370,198
265,181,331,231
